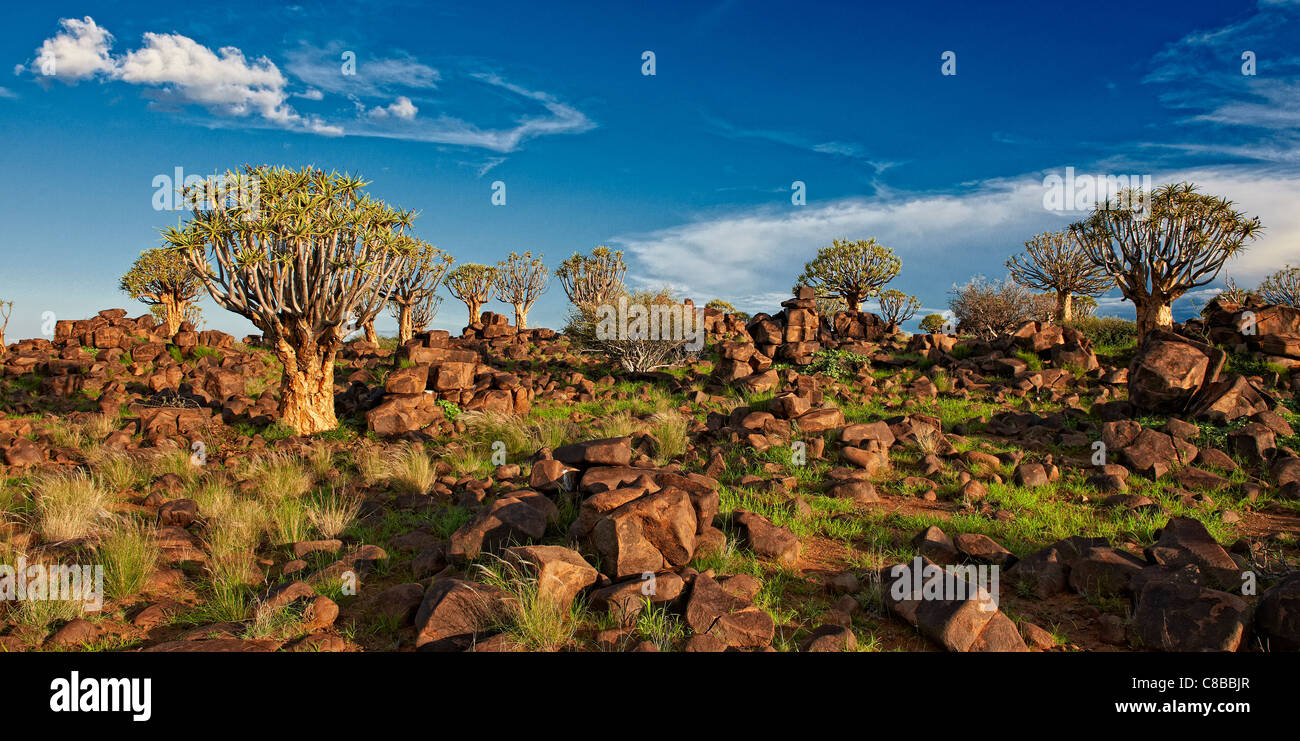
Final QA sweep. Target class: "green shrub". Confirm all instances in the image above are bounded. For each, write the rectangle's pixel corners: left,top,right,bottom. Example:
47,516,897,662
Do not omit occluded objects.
1064,316,1137,353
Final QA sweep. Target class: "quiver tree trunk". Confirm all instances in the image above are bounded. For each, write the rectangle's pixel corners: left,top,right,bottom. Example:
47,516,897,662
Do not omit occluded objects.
396,303,414,343
1135,298,1174,338
512,303,527,330
363,319,378,345
160,294,186,336
1055,292,1073,323
273,321,339,436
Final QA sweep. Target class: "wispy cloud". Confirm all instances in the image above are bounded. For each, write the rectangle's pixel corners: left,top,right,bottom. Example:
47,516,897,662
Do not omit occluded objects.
704,113,900,173
19,16,594,152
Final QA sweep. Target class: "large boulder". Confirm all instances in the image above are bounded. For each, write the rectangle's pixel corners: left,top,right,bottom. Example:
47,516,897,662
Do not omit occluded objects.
1128,331,1225,413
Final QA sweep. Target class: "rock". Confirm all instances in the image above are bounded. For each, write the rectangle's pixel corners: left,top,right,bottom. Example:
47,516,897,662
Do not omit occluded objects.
372,583,425,623
413,578,513,649
731,510,800,566
1128,331,1225,413
1131,580,1248,652
1146,517,1243,590
157,498,199,528
502,545,598,609
1255,574,1300,651
953,533,1016,566
1121,428,1180,479
1013,463,1049,487
794,408,845,434
685,573,773,648
912,525,960,566
528,459,579,491
553,437,633,468
587,487,697,578
47,618,101,647
448,496,548,561
1018,621,1056,649
590,572,686,623
798,624,858,652
1067,547,1146,597
1228,422,1276,463
827,480,879,503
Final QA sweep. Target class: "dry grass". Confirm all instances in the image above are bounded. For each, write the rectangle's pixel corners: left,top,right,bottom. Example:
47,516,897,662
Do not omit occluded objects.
459,410,532,456
89,450,146,492
648,410,691,462
80,413,118,441
355,446,390,485
476,557,577,652
100,517,160,600
387,446,437,494
594,410,640,439
252,453,313,500
30,472,111,543
306,488,363,538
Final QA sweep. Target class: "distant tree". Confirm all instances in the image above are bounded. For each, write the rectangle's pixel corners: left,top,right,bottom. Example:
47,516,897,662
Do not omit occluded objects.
164,165,418,434
556,246,626,309
706,298,749,322
493,251,549,329
445,263,500,327
409,294,443,333
948,275,1037,339
877,289,921,329
1257,265,1300,307
387,243,453,342
0,300,11,349
1006,230,1112,322
918,313,947,334
1071,183,1263,337
796,238,901,312
1072,294,1098,319
119,248,204,336
151,302,202,330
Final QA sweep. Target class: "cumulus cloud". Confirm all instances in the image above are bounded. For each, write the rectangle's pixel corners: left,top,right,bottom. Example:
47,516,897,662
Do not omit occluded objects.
22,17,593,151
611,165,1300,318
367,95,418,120
30,16,115,80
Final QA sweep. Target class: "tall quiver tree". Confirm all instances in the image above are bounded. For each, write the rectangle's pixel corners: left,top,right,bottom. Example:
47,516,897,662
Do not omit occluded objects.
797,238,900,312
1071,183,1263,337
445,263,499,327
1005,230,1112,323
494,251,549,329
164,166,417,435
555,246,626,309
119,248,203,336
387,242,453,343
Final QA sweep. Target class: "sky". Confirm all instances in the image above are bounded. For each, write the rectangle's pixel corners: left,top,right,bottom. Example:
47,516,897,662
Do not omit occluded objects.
2,0,1299,341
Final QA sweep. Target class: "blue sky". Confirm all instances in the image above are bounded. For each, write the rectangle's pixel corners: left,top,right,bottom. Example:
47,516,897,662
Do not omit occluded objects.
2,0,1299,340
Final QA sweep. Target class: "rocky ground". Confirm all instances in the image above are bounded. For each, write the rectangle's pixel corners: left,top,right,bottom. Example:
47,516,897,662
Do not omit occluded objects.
1,293,1298,653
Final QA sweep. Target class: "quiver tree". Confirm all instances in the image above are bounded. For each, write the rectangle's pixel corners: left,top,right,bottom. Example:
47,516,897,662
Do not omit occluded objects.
555,246,626,309
1005,230,1112,322
445,263,499,326
493,251,549,329
119,248,203,336
407,293,443,333
387,242,453,342
876,289,921,330
1257,265,1300,307
163,165,418,435
1070,183,1263,337
0,299,11,350
918,313,947,334
796,238,901,312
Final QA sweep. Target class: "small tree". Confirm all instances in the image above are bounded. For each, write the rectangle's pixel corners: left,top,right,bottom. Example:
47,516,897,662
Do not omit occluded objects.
1257,265,1300,307
918,313,947,334
409,293,443,333
0,300,11,349
1005,230,1112,322
445,263,499,326
119,248,204,336
1071,183,1263,337
387,243,453,342
948,276,1037,339
1073,294,1098,319
164,166,418,434
493,251,549,329
567,288,699,372
556,246,626,309
796,238,901,312
877,289,921,329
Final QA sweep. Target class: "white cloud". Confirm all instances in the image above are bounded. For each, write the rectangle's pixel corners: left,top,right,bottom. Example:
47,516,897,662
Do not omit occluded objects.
611,165,1300,316
31,16,115,80
0,87,16,99
22,18,593,152
368,95,418,120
